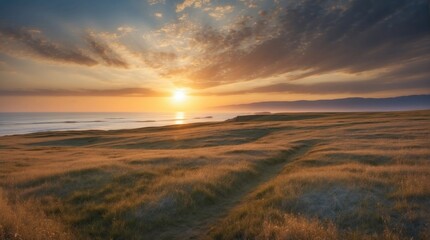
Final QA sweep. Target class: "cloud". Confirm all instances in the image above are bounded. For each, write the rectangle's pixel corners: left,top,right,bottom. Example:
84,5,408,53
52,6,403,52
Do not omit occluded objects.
204,5,234,19
176,0,211,12
176,1,233,19
206,58,430,96
178,0,430,88
231,78,429,95
202,77,430,96
142,51,177,69
240,0,259,9
0,60,13,72
85,33,129,68
155,12,163,18
0,27,136,69
117,26,134,34
0,87,165,97
147,0,165,5
0,27,98,66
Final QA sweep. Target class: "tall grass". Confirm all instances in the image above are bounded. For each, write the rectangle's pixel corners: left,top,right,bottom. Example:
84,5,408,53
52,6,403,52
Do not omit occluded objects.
0,188,73,240
0,111,428,239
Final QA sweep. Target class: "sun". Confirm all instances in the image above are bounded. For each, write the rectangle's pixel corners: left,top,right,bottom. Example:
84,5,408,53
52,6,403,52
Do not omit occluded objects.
172,89,187,103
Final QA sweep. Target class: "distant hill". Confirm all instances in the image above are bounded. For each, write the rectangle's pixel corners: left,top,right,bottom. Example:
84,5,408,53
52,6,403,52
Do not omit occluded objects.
217,95,430,112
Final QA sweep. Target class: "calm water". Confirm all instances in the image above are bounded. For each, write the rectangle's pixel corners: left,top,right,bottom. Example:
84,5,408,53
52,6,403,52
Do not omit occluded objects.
0,112,244,136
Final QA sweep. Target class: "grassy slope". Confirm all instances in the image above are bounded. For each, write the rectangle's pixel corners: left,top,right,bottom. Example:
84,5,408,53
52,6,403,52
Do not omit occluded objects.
0,111,429,239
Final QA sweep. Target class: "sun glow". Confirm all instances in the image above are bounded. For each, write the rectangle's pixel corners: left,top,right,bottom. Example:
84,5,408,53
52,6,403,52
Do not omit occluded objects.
175,112,185,124
172,89,187,103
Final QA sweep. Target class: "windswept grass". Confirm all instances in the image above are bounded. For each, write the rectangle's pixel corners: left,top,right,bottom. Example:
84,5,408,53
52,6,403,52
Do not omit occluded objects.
0,188,73,240
0,110,429,239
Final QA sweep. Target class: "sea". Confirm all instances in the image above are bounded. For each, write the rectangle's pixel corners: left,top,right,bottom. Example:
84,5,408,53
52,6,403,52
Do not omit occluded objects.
0,112,246,136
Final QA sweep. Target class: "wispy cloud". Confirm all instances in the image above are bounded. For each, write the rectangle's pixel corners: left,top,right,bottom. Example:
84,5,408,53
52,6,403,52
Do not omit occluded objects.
176,0,211,12
85,33,129,68
0,27,97,66
0,87,165,97
147,0,165,5
204,5,234,19
204,58,430,96
240,0,259,9
117,26,135,34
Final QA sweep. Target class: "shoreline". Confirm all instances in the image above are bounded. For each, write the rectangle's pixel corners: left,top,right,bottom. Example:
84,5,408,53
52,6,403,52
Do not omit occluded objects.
1,109,428,138
0,112,239,137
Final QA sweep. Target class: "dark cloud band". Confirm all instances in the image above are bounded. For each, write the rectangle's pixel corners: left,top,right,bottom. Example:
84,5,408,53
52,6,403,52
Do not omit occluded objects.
0,88,164,97
0,27,98,66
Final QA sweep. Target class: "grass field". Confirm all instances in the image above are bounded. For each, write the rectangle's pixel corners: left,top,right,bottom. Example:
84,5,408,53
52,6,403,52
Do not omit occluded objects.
0,111,429,240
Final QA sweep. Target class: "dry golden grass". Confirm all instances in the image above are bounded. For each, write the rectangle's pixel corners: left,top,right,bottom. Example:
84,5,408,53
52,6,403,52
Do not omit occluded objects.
0,110,429,239
0,188,73,240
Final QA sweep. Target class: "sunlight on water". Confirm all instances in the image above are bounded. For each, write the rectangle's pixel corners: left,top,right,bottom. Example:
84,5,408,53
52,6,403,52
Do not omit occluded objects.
0,112,241,136
175,112,185,124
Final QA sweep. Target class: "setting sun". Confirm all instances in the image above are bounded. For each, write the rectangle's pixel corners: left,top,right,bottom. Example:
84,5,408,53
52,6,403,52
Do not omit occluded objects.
172,89,187,103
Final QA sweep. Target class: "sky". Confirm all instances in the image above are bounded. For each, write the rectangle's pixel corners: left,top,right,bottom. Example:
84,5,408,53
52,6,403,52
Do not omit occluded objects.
0,0,429,112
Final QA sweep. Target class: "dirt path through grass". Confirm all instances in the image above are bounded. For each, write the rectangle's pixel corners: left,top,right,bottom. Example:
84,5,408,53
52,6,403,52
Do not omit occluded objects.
155,141,316,239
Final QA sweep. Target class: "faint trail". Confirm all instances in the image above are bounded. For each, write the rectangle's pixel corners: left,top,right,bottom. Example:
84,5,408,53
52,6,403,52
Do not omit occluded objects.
153,141,316,240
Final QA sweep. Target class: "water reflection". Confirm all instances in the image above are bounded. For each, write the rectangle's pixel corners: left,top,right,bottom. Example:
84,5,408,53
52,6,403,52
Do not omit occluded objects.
175,112,185,124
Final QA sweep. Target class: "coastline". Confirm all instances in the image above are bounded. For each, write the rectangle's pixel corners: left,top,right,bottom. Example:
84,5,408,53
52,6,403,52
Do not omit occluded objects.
0,112,241,136
1,109,428,138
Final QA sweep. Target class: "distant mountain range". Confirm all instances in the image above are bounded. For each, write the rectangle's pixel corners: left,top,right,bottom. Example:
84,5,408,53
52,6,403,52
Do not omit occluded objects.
217,95,430,112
